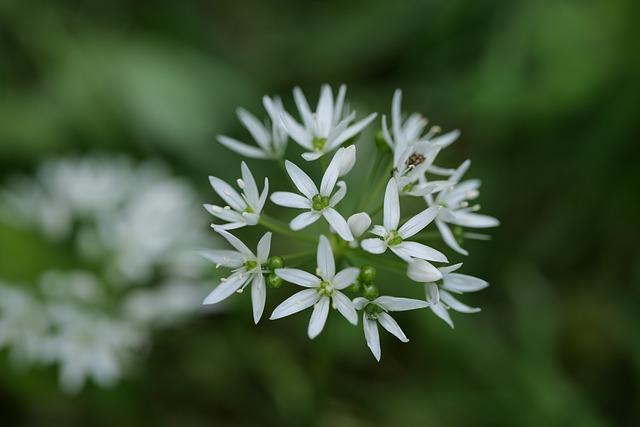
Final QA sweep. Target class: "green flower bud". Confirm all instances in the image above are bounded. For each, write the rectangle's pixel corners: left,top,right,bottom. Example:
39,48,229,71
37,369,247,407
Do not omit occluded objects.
359,265,376,284
267,273,283,289
362,283,379,300
347,279,362,293
267,256,285,270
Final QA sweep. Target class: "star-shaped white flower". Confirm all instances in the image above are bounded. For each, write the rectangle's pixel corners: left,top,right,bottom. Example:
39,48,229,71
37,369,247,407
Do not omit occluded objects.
353,295,429,361
279,84,376,161
270,235,360,339
425,160,500,255
361,178,448,263
200,229,271,323
217,95,288,159
270,147,355,241
204,162,269,230
421,263,489,328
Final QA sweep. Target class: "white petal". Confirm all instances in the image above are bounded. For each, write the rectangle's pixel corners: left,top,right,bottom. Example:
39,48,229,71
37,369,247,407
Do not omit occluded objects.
430,303,454,328
438,262,464,275
333,84,346,123
301,151,323,161
451,212,500,228
256,232,272,264
251,274,266,323
337,145,356,176
398,206,440,239
364,316,381,361
199,249,244,268
361,238,387,254
203,274,246,305
332,267,360,290
442,273,488,293
375,296,429,312
332,113,377,146
383,178,400,231
320,149,342,196
322,208,354,242
280,110,311,148
316,85,334,137
425,283,440,304
370,225,387,237
293,86,315,130
377,312,408,342
285,161,318,199
258,177,269,211
391,89,402,143
332,291,357,325
317,235,335,280
240,162,260,208
270,289,321,319
347,212,371,238
352,297,369,311
450,159,471,184
440,290,481,313
430,129,460,149
407,259,443,283
270,191,311,209
308,297,330,339
217,135,269,159
330,181,347,206
214,229,255,257
237,108,270,150
275,268,321,287
436,219,468,256
392,241,448,263
290,211,321,230
204,204,244,223
209,176,246,211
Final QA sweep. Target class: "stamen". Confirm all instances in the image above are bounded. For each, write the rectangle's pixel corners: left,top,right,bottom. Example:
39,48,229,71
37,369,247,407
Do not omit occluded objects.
236,179,245,189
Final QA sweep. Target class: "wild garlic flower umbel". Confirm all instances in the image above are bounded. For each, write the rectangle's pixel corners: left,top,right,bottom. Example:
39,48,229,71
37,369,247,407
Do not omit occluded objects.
204,85,500,361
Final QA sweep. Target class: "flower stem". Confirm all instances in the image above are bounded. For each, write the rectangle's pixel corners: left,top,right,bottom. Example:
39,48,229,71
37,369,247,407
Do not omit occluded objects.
281,250,316,265
352,249,407,273
259,214,315,244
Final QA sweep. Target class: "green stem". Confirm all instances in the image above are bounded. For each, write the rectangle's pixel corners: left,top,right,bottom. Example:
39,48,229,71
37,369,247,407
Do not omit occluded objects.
369,203,384,218
356,149,381,211
259,214,315,243
353,249,407,273
275,159,289,179
282,250,316,265
366,160,394,212
411,230,441,242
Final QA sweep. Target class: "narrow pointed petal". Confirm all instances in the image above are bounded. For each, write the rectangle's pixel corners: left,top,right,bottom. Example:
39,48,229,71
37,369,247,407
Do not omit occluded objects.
258,177,269,211
425,283,440,305
407,259,443,283
240,162,260,208
257,232,272,264
364,316,381,361
308,297,330,339
209,177,246,211
347,212,371,238
333,267,361,290
285,161,318,199
361,238,387,254
391,89,402,143
320,150,341,196
370,225,387,237
392,241,448,263
375,296,429,312
316,235,335,280
442,273,488,293
214,229,255,257
332,291,358,325
251,274,266,323
352,297,369,310
430,303,454,328
293,86,315,130
398,206,440,238
290,211,321,230
301,151,323,161
452,212,500,228
337,144,356,177
450,159,471,184
438,262,464,275
332,113,377,146
333,84,346,123
270,191,311,209
316,85,334,137
203,274,247,305
199,249,244,268
322,208,354,242
436,219,468,256
377,312,408,342
237,108,271,150
430,129,460,149
383,178,400,231
330,181,347,206
281,111,311,148
270,289,321,319
275,268,321,287
440,289,481,313
217,136,269,159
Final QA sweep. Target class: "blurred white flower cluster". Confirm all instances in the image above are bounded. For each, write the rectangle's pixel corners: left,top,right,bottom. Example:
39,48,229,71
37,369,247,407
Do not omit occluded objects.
205,85,500,361
0,156,209,392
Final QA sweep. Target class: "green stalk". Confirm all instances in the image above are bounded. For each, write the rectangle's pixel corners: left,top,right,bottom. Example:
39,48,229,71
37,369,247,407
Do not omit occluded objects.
259,214,315,244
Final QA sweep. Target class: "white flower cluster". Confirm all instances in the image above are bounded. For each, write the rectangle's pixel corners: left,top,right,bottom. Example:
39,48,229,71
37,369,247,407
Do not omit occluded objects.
0,156,209,392
204,85,499,361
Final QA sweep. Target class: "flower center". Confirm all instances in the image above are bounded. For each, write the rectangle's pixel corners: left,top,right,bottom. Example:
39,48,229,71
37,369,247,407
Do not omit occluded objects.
364,303,382,320
245,206,254,214
406,152,426,168
311,194,330,211
318,280,334,297
401,182,414,193
244,260,258,271
312,137,327,152
386,230,403,246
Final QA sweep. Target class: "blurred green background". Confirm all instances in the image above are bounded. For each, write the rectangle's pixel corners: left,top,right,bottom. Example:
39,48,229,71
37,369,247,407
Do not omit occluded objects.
1,0,639,426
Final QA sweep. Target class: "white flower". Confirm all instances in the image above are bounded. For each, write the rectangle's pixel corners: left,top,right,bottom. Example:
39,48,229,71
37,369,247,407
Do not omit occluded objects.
270,236,360,339
270,147,355,241
347,212,371,238
422,263,489,328
361,178,448,263
353,295,428,361
407,259,443,283
217,95,288,159
426,160,500,255
201,229,272,323
279,84,377,161
204,161,269,230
